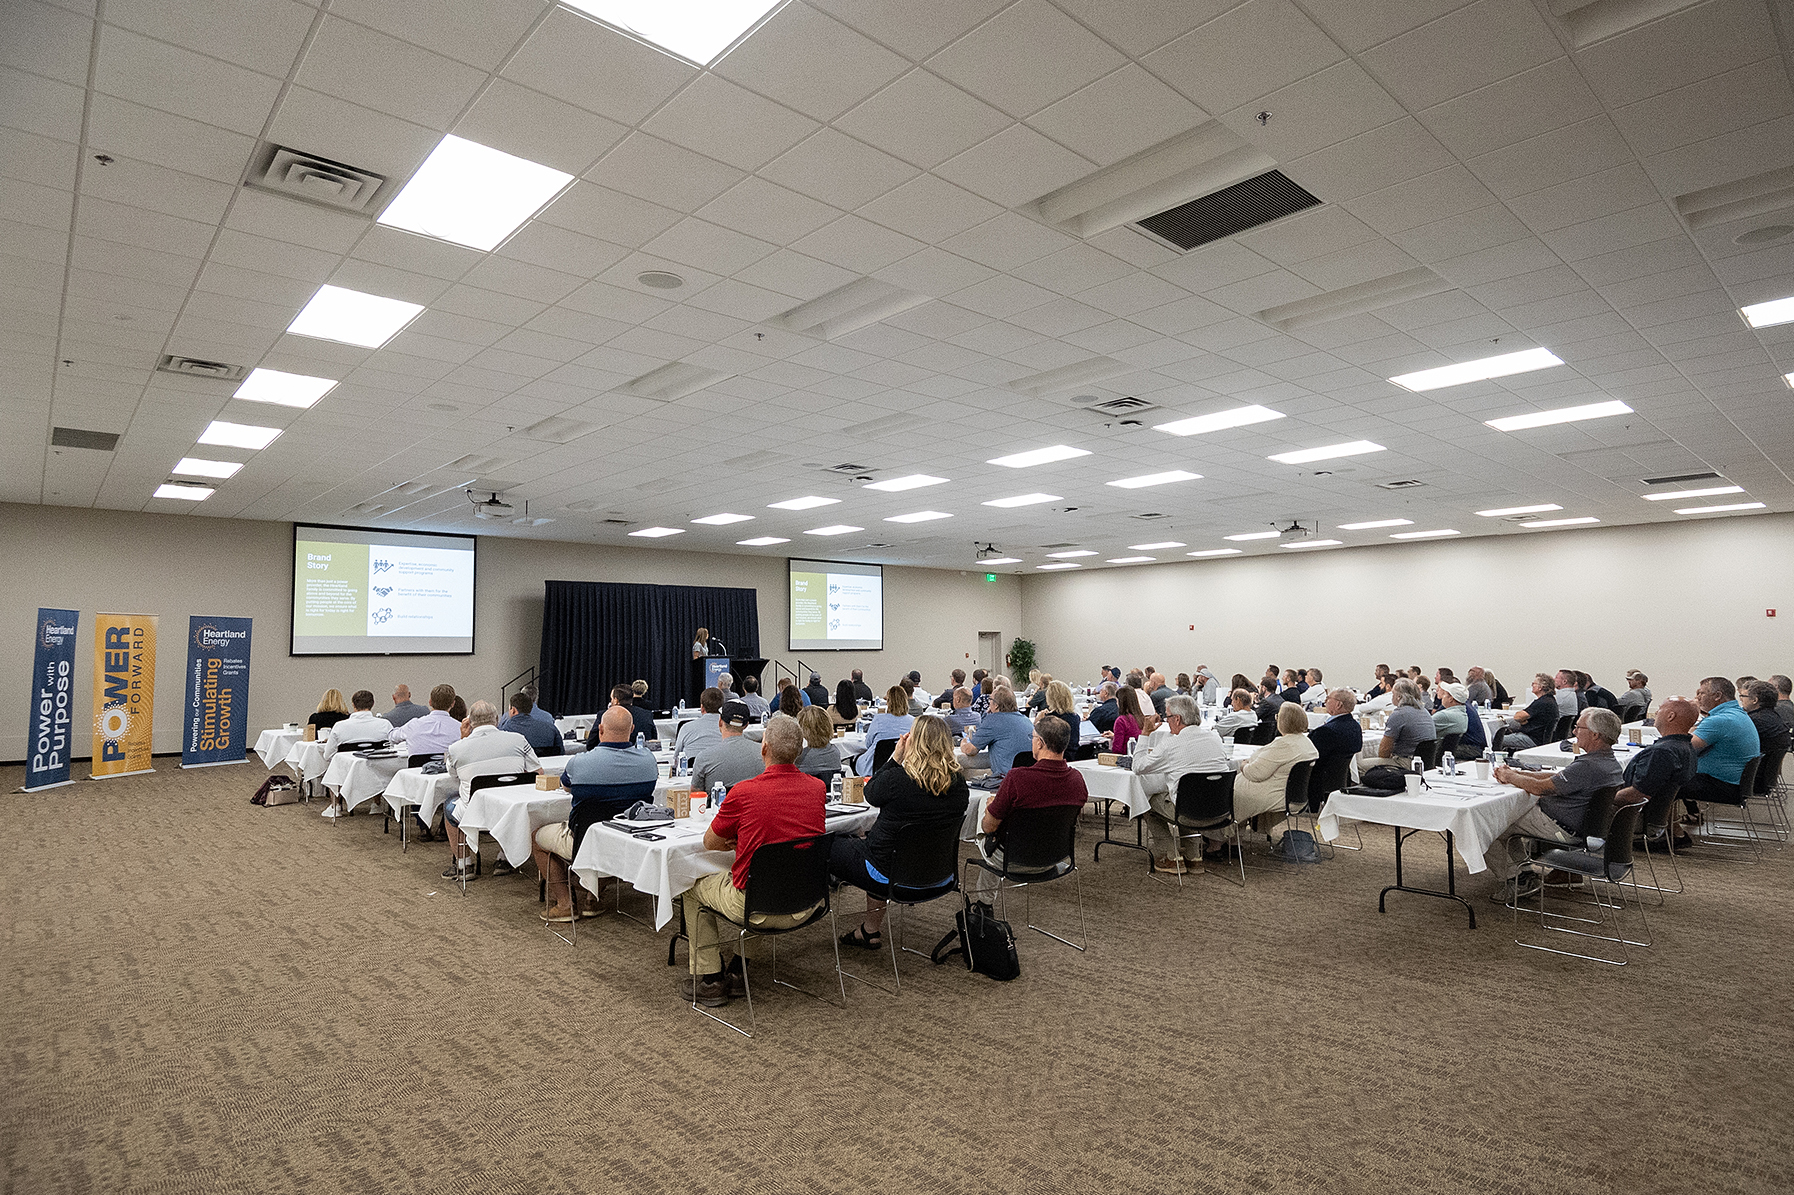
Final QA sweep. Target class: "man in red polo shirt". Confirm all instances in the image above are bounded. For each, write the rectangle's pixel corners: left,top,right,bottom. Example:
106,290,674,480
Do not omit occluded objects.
973,715,1088,895
680,715,825,1007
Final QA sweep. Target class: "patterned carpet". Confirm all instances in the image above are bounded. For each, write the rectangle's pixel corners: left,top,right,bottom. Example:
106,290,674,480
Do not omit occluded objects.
3,759,1791,1194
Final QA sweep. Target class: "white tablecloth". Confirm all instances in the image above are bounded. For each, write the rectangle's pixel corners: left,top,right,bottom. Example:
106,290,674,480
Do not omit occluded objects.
1315,774,1536,874
382,756,576,828
1508,741,1647,770
454,783,571,867
321,750,409,811
255,728,301,769
554,714,596,737
283,739,331,783
570,804,878,929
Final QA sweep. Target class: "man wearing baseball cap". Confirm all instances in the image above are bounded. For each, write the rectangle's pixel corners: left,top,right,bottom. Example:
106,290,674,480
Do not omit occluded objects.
1433,682,1471,739
691,700,768,797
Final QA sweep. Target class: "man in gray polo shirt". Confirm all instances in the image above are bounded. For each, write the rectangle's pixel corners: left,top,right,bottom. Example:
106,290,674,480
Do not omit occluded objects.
1486,707,1626,901
691,701,767,796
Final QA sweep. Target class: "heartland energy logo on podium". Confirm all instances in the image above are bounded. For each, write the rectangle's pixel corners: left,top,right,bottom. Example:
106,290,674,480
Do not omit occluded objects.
92,612,157,779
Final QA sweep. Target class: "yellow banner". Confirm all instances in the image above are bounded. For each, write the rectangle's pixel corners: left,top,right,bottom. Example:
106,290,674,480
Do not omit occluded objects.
93,612,157,777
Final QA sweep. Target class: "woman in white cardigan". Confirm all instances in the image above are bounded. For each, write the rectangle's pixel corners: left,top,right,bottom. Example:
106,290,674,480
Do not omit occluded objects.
1231,700,1319,827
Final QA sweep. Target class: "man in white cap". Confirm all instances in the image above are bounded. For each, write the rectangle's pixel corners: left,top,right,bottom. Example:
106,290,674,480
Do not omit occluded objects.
1433,681,1471,739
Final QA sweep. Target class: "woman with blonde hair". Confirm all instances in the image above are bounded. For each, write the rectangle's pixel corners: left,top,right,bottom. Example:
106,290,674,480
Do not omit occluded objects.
832,716,970,950
795,705,842,781
1229,701,1320,845
308,688,350,732
1037,679,1082,757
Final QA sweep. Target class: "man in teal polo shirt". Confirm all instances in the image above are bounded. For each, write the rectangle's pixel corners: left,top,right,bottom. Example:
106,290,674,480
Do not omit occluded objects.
1682,676,1760,817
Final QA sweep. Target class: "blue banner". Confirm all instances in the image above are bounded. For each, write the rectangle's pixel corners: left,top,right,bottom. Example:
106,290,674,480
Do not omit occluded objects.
181,616,252,768
705,657,731,690
26,608,79,791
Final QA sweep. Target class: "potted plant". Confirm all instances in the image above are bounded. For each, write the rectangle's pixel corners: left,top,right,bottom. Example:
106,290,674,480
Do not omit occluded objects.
1005,637,1038,679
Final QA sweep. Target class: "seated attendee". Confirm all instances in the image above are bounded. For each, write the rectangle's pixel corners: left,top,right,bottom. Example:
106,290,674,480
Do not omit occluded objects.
859,686,915,776
1616,697,1698,849
631,678,651,711
1132,695,1230,873
1025,673,1050,714
383,684,427,728
1147,672,1176,716
308,688,351,733
1175,672,1192,696
803,672,829,709
944,687,982,739
833,717,970,949
1108,685,1148,755
971,715,1087,894
830,680,859,727
794,706,843,781
678,718,825,1007
500,691,562,757
850,669,875,704
1583,673,1619,712
1486,672,1512,709
1254,681,1284,729
907,670,932,709
1087,682,1120,734
320,689,394,765
959,686,1034,777
1464,667,1493,708
1414,675,1432,708
934,669,966,709
1194,666,1220,704
591,684,655,748
1775,675,1794,729
393,683,462,758
672,687,724,762
901,678,925,716
1553,669,1582,718
716,672,735,701
447,694,467,724
1213,688,1258,738
1357,679,1434,771
1487,708,1625,902
1432,683,1470,740
531,706,656,922
1743,678,1790,762
969,668,988,702
518,682,552,725
1308,688,1363,764
442,701,541,880
1280,669,1304,701
1364,665,1392,701
1232,701,1320,835
1498,673,1562,751
692,701,769,797
1620,672,1652,718
777,682,803,719
1301,668,1327,707
1037,680,1082,755
738,673,771,721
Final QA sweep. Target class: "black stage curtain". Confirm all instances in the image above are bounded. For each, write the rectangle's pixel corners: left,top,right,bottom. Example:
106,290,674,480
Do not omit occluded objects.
538,580,759,716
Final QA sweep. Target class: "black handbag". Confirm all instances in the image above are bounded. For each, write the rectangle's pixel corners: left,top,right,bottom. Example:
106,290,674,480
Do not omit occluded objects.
930,900,1019,981
1346,764,1409,796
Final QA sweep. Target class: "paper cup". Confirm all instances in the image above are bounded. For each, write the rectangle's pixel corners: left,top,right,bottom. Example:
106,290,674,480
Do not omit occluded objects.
1471,761,1489,780
1404,773,1423,794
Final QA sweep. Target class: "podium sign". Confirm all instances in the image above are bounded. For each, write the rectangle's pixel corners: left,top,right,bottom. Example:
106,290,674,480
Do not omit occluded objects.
704,657,731,690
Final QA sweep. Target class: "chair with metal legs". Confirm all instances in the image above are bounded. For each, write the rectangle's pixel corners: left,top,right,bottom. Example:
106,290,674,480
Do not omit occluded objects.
962,803,1084,951
1749,746,1787,846
1305,753,1357,855
1513,801,1650,965
1634,782,1686,900
1169,772,1243,889
1695,757,1765,860
839,820,962,995
448,772,529,891
1274,759,1317,861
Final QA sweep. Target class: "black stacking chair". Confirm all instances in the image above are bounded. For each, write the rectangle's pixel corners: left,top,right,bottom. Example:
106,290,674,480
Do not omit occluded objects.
841,819,962,995
1232,728,1255,746
963,804,1083,952
1513,800,1650,965
1696,756,1766,859
871,738,898,771
1010,751,1036,769
449,771,531,888
1169,772,1242,889
1552,714,1577,742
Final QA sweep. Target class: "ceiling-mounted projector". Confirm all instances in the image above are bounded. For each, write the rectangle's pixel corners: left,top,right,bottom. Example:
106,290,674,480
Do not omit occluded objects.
467,489,513,519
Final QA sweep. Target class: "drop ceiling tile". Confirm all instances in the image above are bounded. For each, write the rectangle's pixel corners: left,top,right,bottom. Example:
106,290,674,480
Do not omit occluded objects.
266,86,439,184
639,217,777,276
1151,240,1276,293
0,176,71,233
1639,111,1794,201
327,0,545,73
1429,236,1564,288
1142,0,1344,114
1504,163,1664,235
0,63,85,142
0,124,77,195
82,153,236,227
641,72,819,174
586,133,745,212
1343,165,1501,237
790,213,926,275
296,15,486,130
858,174,1003,243
1078,271,1191,318
1570,236,1706,287
1358,0,1562,111
210,226,343,281
1,0,91,86
1609,57,1794,159
807,0,1006,60
1029,65,1208,168
1237,205,1378,267
949,274,1060,320
1414,57,1604,162
1537,204,1684,265
1465,116,1634,200
1220,60,1407,163
733,248,860,301
454,80,628,177
1389,203,1532,265
1296,0,1471,54
940,213,1076,272
834,69,1010,171
75,194,215,258
495,220,629,280
502,6,695,126
1284,117,1457,203
95,25,282,138
714,2,908,122
928,0,1126,119
103,0,313,77
1052,0,1235,57
1571,0,1777,109
539,181,682,248
761,128,917,211
1012,244,1134,296
934,124,1094,209
873,246,995,298
1286,239,1424,292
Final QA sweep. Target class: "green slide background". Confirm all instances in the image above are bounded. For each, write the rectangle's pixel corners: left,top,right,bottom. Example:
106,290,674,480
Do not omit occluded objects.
294,540,368,636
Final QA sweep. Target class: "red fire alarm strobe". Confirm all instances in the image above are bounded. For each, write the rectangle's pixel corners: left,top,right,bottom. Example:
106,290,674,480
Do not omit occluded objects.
1189,624,1195,630
1769,609,1778,617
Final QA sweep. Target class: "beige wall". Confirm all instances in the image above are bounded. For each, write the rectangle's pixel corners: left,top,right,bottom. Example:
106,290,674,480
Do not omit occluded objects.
1020,514,1794,702
0,504,1021,760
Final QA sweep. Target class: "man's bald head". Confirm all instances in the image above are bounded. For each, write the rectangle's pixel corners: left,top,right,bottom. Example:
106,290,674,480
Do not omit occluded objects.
1653,697,1698,737
392,684,411,702
598,705,636,742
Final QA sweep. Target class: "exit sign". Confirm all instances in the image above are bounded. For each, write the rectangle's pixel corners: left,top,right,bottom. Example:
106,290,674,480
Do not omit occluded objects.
985,573,997,582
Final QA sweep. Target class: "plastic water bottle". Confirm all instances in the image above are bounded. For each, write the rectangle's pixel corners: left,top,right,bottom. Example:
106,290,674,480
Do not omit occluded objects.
678,698,685,712
1441,751,1456,776
636,732,645,749
710,782,725,810
676,753,686,777
830,774,842,800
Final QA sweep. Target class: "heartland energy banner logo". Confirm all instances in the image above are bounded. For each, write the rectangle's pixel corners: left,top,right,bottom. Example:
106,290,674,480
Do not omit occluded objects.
25,608,79,791
182,616,252,768
92,612,157,779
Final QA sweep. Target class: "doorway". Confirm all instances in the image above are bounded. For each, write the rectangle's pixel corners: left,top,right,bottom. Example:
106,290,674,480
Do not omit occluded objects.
978,631,1001,677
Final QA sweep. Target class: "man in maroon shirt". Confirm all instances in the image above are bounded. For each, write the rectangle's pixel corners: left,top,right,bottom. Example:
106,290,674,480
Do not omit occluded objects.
679,716,826,1007
973,716,1087,895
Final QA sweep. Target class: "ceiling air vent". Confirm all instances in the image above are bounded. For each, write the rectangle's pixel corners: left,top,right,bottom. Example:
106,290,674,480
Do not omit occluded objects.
1130,512,1170,520
620,361,733,403
1135,170,1321,252
246,144,389,214
1642,471,1721,486
824,462,873,475
522,416,598,444
1376,479,1427,491
1091,396,1158,414
51,427,119,451
157,354,248,382
599,518,632,526
1040,542,1079,550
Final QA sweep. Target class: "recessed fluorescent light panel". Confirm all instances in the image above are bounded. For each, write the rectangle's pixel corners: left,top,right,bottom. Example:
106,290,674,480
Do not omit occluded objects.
1476,504,1562,517
197,420,281,450
1224,531,1281,541
1389,347,1564,392
1267,440,1385,465
154,483,213,501
1675,502,1766,515
172,457,242,479
982,493,1061,508
691,512,754,524
1740,296,1794,328
883,511,952,523
1107,470,1201,489
1037,562,1081,570
233,367,337,408
863,474,948,492
628,526,684,538
1518,517,1599,529
1045,550,1096,558
1153,404,1284,437
737,536,789,546
988,445,1091,468
980,557,1022,565
768,495,839,511
1391,529,1459,539
1128,541,1185,551
1485,399,1632,432
805,525,863,536
287,284,424,349
377,134,573,251
1107,556,1154,563
561,0,783,66
1281,539,1342,549
1338,519,1412,530
1643,486,1742,502
1187,549,1242,558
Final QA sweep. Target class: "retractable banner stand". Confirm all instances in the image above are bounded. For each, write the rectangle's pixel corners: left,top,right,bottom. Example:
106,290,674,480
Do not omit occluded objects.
181,616,251,768
24,608,79,791
92,612,157,779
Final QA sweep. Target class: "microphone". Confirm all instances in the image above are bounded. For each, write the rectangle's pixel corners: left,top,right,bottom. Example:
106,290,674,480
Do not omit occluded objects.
710,638,727,655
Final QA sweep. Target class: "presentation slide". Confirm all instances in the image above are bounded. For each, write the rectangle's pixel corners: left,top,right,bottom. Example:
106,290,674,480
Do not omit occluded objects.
291,524,476,655
789,558,883,652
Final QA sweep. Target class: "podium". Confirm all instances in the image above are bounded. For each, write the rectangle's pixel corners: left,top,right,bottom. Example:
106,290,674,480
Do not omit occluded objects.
689,656,769,704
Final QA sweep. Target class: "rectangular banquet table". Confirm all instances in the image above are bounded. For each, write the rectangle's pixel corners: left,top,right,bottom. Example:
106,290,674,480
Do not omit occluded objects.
322,750,409,811
255,728,302,770
381,756,576,839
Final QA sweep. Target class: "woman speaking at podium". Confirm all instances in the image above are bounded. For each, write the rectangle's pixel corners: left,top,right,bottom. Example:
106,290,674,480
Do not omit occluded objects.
692,627,710,659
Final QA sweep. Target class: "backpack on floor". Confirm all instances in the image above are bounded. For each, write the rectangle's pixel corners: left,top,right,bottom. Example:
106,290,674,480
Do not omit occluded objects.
930,900,1019,981
252,775,300,806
